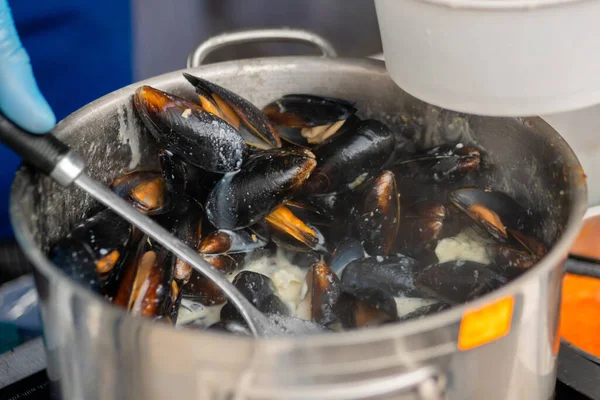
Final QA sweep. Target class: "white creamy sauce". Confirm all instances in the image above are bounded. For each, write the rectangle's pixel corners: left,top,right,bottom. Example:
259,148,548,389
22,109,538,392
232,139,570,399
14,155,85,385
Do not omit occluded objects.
434,227,492,265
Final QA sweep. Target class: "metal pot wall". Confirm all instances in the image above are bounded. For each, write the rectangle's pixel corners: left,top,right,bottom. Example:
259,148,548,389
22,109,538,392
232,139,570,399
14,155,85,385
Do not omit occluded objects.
9,29,587,400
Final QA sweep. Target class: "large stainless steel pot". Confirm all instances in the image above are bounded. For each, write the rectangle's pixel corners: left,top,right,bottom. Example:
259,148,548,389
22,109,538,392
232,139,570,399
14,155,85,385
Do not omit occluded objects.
9,29,587,400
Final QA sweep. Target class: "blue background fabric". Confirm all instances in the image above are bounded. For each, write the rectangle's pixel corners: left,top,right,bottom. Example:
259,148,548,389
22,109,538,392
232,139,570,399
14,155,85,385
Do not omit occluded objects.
0,0,133,239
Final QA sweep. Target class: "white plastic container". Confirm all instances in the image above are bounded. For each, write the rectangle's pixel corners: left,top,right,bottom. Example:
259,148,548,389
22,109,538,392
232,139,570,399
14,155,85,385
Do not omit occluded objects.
375,0,600,116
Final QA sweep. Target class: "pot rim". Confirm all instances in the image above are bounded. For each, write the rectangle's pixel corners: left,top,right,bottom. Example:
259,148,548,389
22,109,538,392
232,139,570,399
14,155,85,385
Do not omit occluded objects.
10,56,588,347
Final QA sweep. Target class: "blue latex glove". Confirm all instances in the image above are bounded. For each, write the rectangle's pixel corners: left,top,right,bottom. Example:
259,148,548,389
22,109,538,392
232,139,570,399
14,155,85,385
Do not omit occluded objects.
0,0,55,134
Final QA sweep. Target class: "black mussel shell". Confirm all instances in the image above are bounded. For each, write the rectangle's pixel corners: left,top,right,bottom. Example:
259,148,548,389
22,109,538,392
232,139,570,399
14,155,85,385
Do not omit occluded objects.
183,73,281,150
351,289,399,327
356,170,400,256
396,201,448,257
275,115,361,149
220,271,289,323
134,86,246,173
263,94,357,128
328,237,365,277
303,119,396,196
113,239,174,320
265,205,326,252
199,229,267,254
302,263,354,328
397,302,451,322
206,148,317,230
158,150,220,203
449,188,542,255
111,170,171,215
486,244,537,271
49,209,137,297
182,254,240,306
415,260,507,304
341,255,426,298
395,144,481,183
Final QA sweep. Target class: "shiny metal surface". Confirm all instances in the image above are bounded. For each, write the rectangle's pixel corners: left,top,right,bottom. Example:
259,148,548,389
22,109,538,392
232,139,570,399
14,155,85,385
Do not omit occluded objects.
49,152,85,187
10,34,587,399
186,28,337,68
73,173,272,336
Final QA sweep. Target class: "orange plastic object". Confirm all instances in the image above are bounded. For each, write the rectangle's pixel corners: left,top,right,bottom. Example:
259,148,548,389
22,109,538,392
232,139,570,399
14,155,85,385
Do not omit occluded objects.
458,296,514,351
559,273,600,358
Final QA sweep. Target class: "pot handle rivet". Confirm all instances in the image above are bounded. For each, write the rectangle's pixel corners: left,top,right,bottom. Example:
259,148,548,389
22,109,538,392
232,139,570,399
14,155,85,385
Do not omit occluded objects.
186,28,338,68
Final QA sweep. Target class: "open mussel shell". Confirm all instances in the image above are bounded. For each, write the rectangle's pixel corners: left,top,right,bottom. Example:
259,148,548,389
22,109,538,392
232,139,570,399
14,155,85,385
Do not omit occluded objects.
182,254,240,306
265,205,326,253
220,271,289,324
356,170,400,256
183,73,281,150
111,170,171,215
395,144,481,184
49,209,137,297
276,114,361,149
206,148,317,230
263,94,357,128
302,119,396,196
113,238,175,320
199,229,267,254
328,237,365,276
133,85,246,173
415,260,507,304
298,263,354,328
449,188,545,259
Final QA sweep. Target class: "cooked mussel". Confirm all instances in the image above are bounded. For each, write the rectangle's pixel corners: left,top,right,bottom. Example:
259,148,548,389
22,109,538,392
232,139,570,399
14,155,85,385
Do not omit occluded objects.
395,144,481,183
182,254,240,306
328,237,365,276
263,94,358,147
302,119,396,196
111,170,170,215
49,209,137,297
183,73,281,150
113,237,175,320
199,229,267,254
356,170,400,256
396,201,448,258
449,188,546,258
206,148,317,230
415,260,506,304
134,85,246,173
265,205,326,252
220,271,289,324
158,150,220,203
297,263,354,328
341,255,425,299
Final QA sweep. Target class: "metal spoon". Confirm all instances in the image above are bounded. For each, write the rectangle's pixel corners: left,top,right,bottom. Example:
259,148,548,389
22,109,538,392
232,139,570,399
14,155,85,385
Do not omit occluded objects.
0,114,322,337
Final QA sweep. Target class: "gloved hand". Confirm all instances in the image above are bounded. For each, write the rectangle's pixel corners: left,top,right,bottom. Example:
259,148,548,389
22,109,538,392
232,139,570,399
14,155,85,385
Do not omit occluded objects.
0,0,55,134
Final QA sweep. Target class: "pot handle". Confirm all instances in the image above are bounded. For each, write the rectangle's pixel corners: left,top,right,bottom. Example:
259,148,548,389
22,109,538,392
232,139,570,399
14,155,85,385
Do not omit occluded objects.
186,28,337,68
244,365,447,400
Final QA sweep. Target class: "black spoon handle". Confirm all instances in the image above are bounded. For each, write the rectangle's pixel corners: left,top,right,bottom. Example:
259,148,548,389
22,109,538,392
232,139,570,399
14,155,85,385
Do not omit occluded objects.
0,114,70,175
